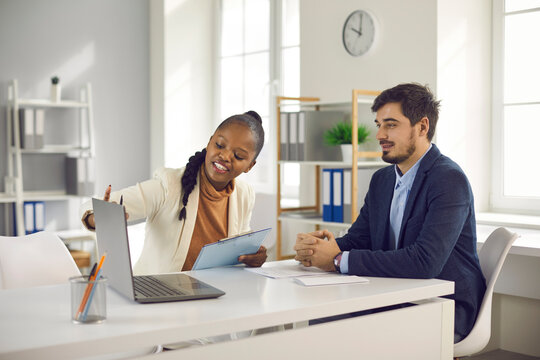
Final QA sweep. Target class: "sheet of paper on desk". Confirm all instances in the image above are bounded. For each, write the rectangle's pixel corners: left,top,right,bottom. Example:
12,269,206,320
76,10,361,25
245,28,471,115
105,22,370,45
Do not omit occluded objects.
294,275,369,286
244,263,330,279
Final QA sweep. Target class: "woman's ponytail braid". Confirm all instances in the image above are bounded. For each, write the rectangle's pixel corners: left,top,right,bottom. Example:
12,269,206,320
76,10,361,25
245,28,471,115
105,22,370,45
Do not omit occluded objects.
178,148,207,221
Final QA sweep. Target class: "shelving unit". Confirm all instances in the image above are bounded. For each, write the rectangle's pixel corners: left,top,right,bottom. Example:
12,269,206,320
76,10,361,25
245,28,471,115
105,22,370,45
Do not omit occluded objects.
2,79,95,238
275,89,385,260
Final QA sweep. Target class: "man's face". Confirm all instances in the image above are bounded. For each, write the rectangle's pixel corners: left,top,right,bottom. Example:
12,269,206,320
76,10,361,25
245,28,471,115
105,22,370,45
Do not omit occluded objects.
204,122,257,191
374,102,422,169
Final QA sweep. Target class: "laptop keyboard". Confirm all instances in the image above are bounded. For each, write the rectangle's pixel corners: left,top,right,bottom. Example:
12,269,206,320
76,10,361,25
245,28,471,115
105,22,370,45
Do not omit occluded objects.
134,275,186,298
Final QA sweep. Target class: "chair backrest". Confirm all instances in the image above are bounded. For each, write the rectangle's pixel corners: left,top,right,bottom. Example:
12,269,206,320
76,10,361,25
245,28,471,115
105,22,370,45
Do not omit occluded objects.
454,227,519,357
0,231,81,289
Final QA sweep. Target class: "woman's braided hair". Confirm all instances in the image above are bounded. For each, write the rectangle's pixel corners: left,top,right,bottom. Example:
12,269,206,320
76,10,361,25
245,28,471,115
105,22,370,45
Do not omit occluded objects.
178,111,264,221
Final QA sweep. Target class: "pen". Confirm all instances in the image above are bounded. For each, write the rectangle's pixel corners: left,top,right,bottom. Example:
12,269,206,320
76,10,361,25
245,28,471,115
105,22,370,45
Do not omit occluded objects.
75,263,97,319
119,195,123,205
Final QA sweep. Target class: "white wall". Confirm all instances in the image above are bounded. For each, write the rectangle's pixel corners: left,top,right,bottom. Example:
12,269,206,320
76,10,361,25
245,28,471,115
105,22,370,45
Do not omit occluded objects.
0,0,150,232
300,0,438,102
436,0,492,212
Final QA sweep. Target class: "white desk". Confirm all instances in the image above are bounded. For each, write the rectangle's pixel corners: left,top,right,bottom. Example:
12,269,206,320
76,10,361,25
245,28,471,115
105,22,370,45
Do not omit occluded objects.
0,260,454,360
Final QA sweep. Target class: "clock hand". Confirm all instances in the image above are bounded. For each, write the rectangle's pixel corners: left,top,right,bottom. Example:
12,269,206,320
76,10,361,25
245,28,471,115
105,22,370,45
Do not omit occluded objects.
350,27,362,36
357,13,363,35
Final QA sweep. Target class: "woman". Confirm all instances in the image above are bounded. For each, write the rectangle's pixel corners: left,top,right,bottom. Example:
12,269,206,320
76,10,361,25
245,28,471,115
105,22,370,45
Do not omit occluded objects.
80,111,267,274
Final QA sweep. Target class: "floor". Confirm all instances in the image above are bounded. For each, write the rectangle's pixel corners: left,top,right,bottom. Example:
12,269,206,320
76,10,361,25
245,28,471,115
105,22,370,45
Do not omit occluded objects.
468,350,540,360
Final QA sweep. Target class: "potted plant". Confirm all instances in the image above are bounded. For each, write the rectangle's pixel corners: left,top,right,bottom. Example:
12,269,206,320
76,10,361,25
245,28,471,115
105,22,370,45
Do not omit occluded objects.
324,122,371,162
50,76,61,102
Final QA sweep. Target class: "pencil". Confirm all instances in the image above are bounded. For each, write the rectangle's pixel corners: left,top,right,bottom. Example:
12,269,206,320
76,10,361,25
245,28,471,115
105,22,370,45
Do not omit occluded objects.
81,268,104,321
76,253,107,320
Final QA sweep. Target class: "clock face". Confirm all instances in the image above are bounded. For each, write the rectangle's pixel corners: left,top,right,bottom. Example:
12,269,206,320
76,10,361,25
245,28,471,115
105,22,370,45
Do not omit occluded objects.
342,10,376,56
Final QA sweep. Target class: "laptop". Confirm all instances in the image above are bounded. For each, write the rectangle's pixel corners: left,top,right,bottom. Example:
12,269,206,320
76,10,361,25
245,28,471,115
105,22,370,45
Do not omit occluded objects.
92,198,225,303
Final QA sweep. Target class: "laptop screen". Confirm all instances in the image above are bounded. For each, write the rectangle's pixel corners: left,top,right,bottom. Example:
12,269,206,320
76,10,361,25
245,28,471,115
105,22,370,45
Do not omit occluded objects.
93,198,137,300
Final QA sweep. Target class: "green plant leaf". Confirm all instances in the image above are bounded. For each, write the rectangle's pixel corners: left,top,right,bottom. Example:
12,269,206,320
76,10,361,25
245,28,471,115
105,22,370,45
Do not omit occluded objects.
324,122,371,145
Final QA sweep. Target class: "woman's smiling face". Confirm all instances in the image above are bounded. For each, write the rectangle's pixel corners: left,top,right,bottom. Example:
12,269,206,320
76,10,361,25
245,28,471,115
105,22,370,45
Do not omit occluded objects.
204,121,257,191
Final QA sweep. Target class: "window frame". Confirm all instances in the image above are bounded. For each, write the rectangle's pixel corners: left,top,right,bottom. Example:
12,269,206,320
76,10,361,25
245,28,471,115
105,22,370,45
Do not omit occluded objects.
491,0,540,214
215,0,300,196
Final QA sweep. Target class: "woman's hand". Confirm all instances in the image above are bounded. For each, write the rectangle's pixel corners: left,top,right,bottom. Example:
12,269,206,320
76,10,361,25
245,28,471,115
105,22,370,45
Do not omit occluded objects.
83,185,129,229
238,246,268,267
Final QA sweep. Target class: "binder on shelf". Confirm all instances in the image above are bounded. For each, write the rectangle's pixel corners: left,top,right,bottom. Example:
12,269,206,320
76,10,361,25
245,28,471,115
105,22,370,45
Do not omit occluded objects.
340,167,379,224
14,108,35,149
322,168,333,222
288,112,298,161
66,156,95,196
343,169,353,223
332,169,344,223
280,112,289,160
19,201,45,235
297,112,305,161
297,111,345,162
34,201,45,232
34,109,45,149
24,202,34,234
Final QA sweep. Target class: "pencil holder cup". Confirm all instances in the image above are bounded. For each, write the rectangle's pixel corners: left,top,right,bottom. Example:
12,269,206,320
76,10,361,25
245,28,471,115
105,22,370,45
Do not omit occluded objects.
70,275,107,324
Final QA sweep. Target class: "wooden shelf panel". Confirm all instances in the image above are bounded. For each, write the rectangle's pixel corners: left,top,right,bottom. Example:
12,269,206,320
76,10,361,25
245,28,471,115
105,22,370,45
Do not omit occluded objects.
278,160,386,168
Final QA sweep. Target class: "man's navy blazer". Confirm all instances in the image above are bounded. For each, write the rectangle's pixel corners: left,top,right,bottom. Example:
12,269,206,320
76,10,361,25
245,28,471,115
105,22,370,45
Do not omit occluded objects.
337,144,486,339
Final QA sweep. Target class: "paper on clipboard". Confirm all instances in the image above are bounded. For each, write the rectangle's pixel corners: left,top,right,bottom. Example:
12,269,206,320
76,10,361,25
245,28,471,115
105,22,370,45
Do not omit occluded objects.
192,228,271,270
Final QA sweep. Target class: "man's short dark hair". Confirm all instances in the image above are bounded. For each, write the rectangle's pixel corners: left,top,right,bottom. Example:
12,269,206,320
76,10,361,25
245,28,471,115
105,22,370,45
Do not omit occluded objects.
371,83,440,141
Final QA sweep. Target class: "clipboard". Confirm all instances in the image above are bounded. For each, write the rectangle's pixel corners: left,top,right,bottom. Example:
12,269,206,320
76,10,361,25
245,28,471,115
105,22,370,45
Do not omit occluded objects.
192,228,271,270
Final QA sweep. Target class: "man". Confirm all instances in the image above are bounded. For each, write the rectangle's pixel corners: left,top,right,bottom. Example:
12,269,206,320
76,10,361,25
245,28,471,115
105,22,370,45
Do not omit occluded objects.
294,83,486,343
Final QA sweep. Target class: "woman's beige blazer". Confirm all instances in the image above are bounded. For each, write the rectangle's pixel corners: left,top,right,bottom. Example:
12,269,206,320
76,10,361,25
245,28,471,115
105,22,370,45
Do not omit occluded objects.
80,167,255,275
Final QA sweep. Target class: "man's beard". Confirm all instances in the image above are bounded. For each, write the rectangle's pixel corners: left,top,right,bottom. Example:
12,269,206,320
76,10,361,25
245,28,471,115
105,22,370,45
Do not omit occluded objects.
381,132,416,164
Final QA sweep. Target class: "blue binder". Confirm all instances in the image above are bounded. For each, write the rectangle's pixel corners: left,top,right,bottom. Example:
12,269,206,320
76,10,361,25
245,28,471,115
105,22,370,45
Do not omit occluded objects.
332,169,344,223
322,168,333,222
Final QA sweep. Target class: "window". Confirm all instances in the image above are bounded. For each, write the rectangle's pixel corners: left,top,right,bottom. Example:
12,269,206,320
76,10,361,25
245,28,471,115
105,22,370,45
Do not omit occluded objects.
492,0,540,214
218,0,299,194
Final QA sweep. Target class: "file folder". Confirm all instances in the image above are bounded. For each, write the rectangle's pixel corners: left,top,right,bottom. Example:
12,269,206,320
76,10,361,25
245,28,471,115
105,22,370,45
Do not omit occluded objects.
343,169,353,223
34,201,45,232
24,202,34,234
288,112,298,161
322,168,333,222
332,169,344,223
297,112,305,161
280,112,289,160
34,109,45,149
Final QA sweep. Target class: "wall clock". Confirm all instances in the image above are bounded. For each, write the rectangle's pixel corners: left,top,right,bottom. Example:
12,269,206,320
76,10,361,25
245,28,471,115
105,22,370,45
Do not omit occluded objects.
342,9,376,56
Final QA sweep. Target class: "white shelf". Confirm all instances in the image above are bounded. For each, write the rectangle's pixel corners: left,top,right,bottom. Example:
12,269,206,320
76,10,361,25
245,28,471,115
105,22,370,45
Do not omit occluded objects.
55,228,95,242
279,212,352,228
14,145,91,154
22,191,89,202
14,99,89,108
279,160,386,168
5,79,95,236
0,192,16,203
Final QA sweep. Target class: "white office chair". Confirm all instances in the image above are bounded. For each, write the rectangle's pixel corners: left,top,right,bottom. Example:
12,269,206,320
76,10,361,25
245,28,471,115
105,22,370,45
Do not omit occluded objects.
453,227,519,358
0,231,81,289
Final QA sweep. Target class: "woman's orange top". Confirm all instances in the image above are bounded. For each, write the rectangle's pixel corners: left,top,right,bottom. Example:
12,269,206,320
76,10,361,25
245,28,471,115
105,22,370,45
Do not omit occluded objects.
181,166,234,271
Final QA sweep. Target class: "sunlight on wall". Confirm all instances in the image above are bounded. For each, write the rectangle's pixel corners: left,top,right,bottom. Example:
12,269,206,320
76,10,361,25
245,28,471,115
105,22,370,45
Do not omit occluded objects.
24,43,96,99
165,62,194,168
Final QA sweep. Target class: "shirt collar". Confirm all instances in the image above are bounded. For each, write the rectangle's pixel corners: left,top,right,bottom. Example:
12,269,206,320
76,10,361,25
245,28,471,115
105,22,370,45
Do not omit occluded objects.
394,143,432,190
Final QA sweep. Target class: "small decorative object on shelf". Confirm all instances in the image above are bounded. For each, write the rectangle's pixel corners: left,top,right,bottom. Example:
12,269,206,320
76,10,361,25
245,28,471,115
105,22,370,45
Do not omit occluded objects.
50,76,61,102
324,122,371,162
